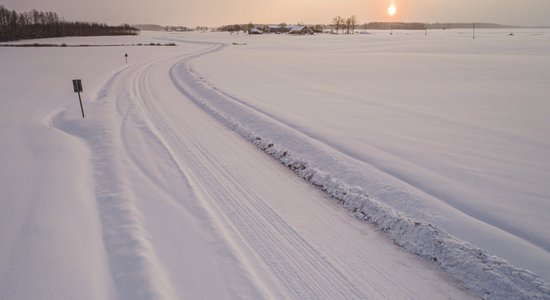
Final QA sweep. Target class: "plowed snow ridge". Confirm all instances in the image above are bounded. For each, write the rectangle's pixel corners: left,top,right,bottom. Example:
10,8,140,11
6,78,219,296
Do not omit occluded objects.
168,39,550,299
46,43,471,299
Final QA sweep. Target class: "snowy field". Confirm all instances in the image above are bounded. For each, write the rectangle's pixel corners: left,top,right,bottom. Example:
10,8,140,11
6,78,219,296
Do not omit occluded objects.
1,29,549,299
189,29,550,276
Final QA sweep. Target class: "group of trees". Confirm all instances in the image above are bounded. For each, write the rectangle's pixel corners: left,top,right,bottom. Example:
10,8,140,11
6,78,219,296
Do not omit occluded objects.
217,23,255,33
332,15,359,34
217,22,324,34
0,6,139,42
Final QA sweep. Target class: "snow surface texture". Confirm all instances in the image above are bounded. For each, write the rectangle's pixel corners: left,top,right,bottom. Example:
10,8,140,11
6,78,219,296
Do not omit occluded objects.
1,30,548,299
189,29,550,279
169,31,550,299
2,32,477,299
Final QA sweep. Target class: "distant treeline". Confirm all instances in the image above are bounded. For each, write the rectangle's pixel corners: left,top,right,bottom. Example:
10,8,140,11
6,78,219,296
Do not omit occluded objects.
218,23,255,33
216,23,325,33
215,21,514,35
0,6,139,42
133,24,166,31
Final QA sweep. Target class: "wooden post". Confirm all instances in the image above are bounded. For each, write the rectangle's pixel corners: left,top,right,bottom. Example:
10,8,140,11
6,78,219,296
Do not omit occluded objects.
77,91,85,118
72,79,85,118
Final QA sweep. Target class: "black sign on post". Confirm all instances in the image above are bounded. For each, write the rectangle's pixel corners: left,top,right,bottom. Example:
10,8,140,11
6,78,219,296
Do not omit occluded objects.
72,79,83,93
72,79,85,118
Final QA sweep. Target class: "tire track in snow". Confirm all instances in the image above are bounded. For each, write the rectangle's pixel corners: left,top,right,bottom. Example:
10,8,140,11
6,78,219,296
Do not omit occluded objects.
166,38,550,299
197,153,379,299
52,64,178,300
116,45,392,298
121,52,280,299
173,141,367,299
116,51,280,299
130,41,475,299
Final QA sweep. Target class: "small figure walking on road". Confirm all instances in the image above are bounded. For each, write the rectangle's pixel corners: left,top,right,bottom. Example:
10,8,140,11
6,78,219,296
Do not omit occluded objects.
124,53,128,64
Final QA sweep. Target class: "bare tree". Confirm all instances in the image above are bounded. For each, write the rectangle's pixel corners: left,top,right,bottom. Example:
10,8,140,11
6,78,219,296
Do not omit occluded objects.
349,15,358,34
332,16,343,34
343,16,359,34
345,17,352,34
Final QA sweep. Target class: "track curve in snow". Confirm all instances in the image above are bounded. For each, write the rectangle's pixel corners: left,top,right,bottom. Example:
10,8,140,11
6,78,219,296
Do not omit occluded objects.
166,37,550,300
89,39,477,299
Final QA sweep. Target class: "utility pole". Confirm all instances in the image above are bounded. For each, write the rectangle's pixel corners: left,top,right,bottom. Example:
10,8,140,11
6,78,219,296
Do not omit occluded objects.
473,22,476,39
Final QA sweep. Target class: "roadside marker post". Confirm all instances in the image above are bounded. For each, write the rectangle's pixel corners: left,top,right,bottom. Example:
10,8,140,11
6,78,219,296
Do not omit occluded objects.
72,79,85,118
125,53,128,64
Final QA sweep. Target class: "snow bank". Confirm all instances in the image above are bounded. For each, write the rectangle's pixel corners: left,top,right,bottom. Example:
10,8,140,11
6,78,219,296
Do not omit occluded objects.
0,46,124,299
170,45,550,299
187,30,550,281
51,67,178,300
0,38,187,299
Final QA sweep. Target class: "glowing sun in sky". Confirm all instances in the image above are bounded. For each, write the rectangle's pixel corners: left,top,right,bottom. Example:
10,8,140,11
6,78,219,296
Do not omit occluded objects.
388,4,397,16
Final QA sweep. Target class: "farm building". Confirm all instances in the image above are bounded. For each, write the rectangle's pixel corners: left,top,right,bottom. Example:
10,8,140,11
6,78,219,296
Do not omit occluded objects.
248,28,264,34
262,25,314,34
288,26,314,35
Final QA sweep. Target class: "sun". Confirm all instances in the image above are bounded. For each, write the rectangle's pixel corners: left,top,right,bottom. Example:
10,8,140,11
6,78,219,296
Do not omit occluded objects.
388,4,397,16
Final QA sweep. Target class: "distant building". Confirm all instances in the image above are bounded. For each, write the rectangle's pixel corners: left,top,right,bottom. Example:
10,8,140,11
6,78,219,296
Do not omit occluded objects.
288,26,314,35
262,25,314,34
263,25,288,34
248,28,264,34
166,26,193,32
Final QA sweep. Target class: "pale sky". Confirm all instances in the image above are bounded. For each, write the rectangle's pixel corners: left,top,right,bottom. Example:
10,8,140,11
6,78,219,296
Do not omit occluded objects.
2,0,549,27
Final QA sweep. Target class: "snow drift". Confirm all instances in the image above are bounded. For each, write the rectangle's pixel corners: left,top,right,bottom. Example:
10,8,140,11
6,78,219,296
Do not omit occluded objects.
169,41,550,299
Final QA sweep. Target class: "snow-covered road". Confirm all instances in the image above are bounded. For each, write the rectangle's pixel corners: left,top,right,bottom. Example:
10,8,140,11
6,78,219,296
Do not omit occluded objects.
189,30,550,282
48,40,473,298
3,31,549,299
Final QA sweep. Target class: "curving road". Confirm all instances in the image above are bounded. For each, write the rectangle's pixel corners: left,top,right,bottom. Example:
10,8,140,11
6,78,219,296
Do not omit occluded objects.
55,40,475,299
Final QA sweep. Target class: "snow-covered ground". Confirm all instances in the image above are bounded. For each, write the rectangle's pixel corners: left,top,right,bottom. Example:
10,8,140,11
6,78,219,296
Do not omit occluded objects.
188,29,550,277
0,30,548,299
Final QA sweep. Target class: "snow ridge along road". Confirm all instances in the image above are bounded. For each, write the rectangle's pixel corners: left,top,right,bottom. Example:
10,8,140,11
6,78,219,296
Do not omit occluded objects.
168,38,550,299
53,46,269,299
54,63,180,300
49,39,477,299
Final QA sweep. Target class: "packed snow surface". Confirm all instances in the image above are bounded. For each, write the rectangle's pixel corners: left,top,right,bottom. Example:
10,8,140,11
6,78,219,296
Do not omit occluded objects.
189,29,550,278
1,30,549,299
